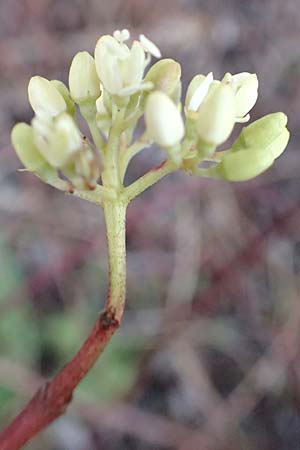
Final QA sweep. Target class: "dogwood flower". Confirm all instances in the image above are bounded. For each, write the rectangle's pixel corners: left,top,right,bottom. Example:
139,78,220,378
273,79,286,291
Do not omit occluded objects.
94,30,161,97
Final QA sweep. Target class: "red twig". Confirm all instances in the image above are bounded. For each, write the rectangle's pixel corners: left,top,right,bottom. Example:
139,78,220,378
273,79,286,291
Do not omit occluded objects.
0,305,120,450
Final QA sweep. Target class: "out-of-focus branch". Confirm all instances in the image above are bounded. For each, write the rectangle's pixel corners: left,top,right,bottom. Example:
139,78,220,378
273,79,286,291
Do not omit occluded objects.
0,309,119,450
0,201,127,450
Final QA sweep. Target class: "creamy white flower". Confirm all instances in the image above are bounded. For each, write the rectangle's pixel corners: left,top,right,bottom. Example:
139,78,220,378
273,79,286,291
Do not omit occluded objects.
94,31,160,96
145,91,184,147
32,112,82,168
28,76,66,117
186,72,258,123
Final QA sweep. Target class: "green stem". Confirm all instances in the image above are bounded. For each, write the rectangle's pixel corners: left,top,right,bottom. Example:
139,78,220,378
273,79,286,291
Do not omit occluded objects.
103,108,125,189
103,201,127,321
119,133,152,182
79,102,105,153
122,159,176,202
87,117,105,152
72,185,117,206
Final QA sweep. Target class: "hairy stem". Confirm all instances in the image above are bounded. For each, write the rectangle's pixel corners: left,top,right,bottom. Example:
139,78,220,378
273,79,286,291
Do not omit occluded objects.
0,200,127,450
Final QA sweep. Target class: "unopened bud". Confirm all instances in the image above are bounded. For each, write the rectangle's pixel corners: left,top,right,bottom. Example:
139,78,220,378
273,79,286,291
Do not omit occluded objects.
213,147,274,181
265,127,290,159
11,123,48,172
145,59,181,100
232,112,288,152
145,91,185,147
196,83,235,146
69,51,101,104
28,76,66,117
32,113,82,168
51,80,75,116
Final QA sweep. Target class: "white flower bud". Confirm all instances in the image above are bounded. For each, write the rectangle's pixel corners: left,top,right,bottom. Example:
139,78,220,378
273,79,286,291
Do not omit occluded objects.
145,91,184,147
28,76,66,117
11,123,48,172
145,59,181,100
32,113,82,168
196,83,235,145
69,51,101,103
51,80,75,116
11,122,69,190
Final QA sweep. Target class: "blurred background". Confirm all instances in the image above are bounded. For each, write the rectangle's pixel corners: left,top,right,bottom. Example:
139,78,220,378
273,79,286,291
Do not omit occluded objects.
1,0,300,449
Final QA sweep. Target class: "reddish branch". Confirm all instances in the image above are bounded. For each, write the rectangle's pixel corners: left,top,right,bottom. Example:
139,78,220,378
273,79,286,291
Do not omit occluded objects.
0,305,120,450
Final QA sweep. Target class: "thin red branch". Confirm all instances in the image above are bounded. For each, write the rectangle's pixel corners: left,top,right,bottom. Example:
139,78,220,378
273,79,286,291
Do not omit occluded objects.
0,305,120,450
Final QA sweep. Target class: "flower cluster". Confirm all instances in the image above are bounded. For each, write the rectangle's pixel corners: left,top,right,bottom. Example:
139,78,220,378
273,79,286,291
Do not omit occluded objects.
12,76,101,191
12,29,289,201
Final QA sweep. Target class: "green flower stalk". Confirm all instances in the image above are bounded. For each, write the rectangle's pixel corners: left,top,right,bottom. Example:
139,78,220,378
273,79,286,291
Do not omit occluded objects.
3,27,290,450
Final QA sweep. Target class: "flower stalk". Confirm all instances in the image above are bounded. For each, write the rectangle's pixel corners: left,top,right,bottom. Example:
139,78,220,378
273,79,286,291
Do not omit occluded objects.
103,201,127,319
